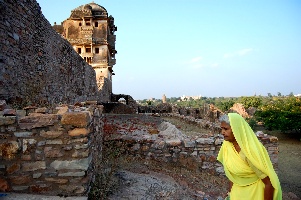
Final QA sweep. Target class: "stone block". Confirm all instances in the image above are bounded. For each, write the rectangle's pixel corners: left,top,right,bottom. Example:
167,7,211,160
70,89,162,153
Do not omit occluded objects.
0,116,16,126
22,161,46,171
183,139,195,148
165,139,182,147
40,130,63,138
68,128,90,137
19,114,59,129
50,156,91,170
61,112,91,127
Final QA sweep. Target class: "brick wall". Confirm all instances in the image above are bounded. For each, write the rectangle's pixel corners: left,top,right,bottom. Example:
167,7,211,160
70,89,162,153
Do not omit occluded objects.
0,0,100,106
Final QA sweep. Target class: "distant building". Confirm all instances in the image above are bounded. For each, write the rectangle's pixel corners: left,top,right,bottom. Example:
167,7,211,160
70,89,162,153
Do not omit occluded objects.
162,94,167,103
180,95,202,101
53,2,117,97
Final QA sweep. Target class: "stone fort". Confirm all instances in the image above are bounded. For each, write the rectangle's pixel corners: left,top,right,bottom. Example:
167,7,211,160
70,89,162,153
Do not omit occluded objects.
53,2,117,96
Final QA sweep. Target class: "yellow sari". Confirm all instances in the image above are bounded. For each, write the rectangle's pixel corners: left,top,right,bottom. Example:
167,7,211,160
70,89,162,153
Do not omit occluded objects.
217,113,282,200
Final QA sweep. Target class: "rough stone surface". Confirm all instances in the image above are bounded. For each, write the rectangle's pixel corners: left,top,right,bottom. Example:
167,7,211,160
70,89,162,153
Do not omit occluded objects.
0,0,99,105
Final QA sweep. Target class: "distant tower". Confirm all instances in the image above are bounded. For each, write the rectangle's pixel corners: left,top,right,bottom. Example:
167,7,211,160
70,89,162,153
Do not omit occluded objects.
53,2,117,101
162,94,167,103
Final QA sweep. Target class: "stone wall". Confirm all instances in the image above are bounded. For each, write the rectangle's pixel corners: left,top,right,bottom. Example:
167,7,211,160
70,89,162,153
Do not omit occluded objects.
0,101,104,196
0,0,100,107
0,102,279,196
103,113,279,174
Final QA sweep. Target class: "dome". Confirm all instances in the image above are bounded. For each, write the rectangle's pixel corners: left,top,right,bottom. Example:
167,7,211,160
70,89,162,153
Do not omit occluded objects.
72,2,107,13
83,4,92,11
70,2,108,19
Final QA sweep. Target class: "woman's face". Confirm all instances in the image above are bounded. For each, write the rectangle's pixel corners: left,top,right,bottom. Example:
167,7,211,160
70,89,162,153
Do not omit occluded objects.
221,121,236,143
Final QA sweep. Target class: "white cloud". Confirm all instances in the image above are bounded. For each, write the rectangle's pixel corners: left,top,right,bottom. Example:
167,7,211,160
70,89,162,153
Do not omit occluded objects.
190,56,202,63
223,48,253,58
238,48,253,56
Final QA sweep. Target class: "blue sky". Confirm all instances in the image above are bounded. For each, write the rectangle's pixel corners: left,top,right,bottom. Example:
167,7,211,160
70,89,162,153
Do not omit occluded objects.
37,0,301,100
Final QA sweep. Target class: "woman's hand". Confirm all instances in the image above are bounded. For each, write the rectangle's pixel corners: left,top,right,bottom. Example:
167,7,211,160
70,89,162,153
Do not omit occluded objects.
262,176,274,200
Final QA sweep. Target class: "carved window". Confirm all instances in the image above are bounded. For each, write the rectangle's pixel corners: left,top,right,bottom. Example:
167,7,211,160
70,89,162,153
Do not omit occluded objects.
86,22,91,26
79,22,82,26
95,48,99,54
86,48,91,53
78,48,81,54
95,22,98,27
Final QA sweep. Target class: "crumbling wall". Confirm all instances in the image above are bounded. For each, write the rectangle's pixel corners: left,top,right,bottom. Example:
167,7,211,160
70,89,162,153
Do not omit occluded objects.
102,114,279,174
0,101,104,196
0,0,100,107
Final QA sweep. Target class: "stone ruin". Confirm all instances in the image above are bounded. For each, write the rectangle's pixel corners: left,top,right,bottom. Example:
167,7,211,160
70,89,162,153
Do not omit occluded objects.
0,0,279,198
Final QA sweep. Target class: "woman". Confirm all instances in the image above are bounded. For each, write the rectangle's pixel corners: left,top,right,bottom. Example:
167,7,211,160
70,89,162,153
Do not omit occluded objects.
217,113,282,200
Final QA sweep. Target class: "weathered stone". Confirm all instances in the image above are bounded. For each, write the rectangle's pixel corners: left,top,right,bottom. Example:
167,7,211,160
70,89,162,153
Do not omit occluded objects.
19,114,59,129
58,171,85,177
33,173,42,179
6,163,20,174
30,184,50,193
166,139,182,146
22,138,37,153
0,116,16,126
10,175,31,185
56,106,69,115
196,138,214,144
74,144,88,150
72,149,89,158
35,107,48,113
40,130,63,138
37,141,46,146
141,145,149,151
3,109,16,116
12,185,29,191
68,128,90,137
46,139,63,145
50,156,91,170
67,137,88,144
183,139,195,148
22,161,46,171
21,154,32,161
0,141,19,159
0,100,7,111
61,112,91,127
44,147,63,158
45,177,69,184
14,131,34,137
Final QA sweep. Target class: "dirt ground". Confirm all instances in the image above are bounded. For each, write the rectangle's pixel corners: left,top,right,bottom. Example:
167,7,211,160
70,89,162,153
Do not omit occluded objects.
103,115,300,200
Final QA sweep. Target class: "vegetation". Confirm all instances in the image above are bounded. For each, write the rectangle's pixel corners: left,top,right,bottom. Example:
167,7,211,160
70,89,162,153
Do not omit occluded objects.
255,96,301,133
137,93,301,134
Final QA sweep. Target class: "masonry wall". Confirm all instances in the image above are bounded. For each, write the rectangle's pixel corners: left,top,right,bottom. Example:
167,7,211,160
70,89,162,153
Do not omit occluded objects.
0,103,104,196
0,0,100,107
103,113,279,175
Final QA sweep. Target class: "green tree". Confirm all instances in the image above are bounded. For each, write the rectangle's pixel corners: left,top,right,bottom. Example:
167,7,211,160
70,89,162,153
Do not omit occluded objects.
255,96,301,133
239,96,262,109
